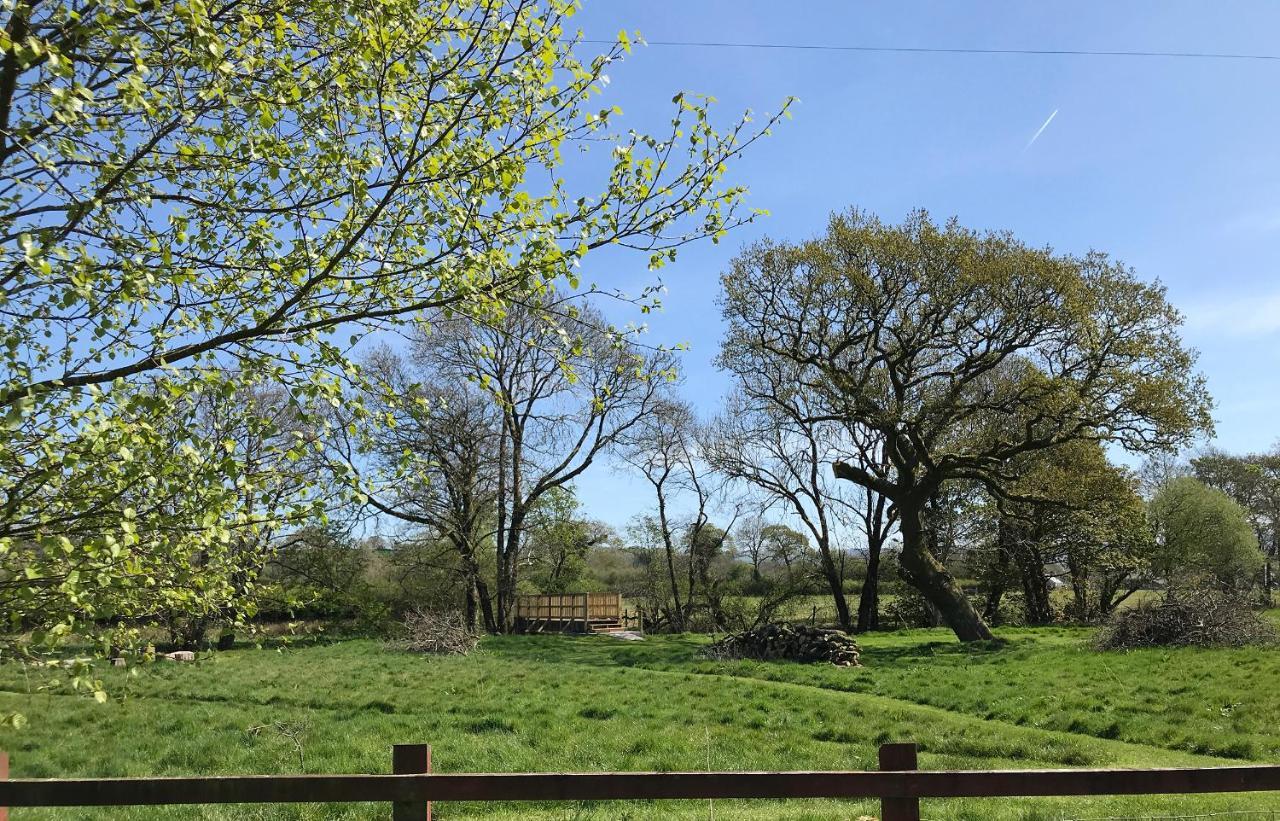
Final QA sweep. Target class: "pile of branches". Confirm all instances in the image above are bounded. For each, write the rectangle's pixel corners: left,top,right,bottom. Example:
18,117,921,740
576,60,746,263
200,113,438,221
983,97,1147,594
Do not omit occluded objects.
396,609,480,656
1095,590,1277,650
706,623,860,666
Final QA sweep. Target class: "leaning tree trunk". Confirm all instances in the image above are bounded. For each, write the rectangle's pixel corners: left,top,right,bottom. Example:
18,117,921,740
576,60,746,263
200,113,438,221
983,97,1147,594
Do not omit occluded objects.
474,577,498,634
817,545,853,633
898,504,995,642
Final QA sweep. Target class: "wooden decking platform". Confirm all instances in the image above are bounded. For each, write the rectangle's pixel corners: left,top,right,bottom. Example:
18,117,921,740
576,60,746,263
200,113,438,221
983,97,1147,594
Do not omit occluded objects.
514,593,637,634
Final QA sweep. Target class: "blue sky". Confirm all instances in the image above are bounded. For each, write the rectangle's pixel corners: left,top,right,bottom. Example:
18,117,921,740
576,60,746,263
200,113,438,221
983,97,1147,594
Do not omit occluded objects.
552,2,1280,530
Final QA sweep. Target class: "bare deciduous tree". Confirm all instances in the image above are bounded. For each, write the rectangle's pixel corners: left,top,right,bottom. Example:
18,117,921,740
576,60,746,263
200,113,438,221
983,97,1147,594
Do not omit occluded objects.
350,352,501,632
619,398,729,631
414,300,674,630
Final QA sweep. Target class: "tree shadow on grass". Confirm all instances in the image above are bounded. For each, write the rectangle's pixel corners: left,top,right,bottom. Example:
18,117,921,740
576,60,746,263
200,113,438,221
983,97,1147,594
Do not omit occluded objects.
480,634,709,669
856,636,1019,666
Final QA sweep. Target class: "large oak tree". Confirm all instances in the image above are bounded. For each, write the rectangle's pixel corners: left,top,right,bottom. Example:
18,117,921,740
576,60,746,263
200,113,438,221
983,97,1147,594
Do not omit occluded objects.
719,209,1212,641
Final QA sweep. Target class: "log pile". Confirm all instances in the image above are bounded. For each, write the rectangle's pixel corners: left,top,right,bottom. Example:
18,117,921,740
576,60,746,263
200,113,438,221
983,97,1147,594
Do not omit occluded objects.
706,623,861,666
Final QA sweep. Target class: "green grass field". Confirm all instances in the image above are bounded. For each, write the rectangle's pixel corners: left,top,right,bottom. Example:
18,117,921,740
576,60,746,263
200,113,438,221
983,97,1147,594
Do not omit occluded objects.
2,626,1279,819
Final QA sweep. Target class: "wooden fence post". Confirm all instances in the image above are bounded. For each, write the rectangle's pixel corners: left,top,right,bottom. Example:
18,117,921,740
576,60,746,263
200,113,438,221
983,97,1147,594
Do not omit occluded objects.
878,742,920,821
391,744,430,821
1,749,8,821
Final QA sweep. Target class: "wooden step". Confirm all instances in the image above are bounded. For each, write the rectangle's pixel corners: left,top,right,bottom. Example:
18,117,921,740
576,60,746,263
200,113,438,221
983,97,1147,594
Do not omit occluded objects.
590,625,626,633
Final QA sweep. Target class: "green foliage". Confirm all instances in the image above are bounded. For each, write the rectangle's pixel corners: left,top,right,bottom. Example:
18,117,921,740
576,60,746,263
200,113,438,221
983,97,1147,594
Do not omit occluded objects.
719,209,1214,472
1149,477,1264,592
523,486,606,594
0,0,788,653
260,526,393,630
759,523,809,568
981,441,1155,623
1192,448,1280,566
718,208,1214,641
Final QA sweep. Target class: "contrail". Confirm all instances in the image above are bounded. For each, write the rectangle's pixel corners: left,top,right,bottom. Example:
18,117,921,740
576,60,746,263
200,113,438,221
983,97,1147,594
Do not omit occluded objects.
1022,108,1059,152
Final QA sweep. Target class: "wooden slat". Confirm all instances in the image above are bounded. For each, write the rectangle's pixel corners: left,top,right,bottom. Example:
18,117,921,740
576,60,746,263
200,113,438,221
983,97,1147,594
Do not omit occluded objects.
517,594,620,622
4,766,1280,807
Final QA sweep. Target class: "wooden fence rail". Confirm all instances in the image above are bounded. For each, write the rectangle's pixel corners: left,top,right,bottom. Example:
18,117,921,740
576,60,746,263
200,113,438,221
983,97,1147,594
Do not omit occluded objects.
2,743,1280,820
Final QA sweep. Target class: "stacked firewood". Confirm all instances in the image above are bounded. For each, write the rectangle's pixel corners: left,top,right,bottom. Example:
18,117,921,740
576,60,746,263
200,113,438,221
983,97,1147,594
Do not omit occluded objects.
706,623,860,666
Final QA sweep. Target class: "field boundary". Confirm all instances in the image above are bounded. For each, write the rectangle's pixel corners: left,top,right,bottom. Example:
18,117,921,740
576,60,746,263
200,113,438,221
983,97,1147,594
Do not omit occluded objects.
2,743,1280,821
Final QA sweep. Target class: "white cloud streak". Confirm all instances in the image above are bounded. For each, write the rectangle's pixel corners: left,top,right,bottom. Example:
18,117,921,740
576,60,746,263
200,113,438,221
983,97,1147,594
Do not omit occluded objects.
1022,108,1058,153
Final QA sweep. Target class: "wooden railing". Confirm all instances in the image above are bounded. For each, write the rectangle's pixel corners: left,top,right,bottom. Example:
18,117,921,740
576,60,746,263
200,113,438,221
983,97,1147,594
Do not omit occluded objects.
3,743,1280,821
513,593,621,626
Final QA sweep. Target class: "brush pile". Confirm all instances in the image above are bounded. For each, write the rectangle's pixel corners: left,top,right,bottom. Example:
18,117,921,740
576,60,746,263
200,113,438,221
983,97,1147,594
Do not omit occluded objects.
706,623,860,666
1096,591,1277,650
398,609,480,656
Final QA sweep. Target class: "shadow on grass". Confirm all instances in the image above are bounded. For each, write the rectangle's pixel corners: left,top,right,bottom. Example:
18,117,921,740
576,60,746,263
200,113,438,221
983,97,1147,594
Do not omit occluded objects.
858,636,1017,666
480,633,709,669
480,631,1026,676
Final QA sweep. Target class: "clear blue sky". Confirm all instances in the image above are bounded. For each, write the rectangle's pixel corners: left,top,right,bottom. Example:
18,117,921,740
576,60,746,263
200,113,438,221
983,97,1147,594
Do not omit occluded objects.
557,1,1280,530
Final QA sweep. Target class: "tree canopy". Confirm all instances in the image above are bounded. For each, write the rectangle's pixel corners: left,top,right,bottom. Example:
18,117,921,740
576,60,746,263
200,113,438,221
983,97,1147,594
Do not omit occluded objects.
719,208,1213,641
0,0,787,651
1149,477,1263,594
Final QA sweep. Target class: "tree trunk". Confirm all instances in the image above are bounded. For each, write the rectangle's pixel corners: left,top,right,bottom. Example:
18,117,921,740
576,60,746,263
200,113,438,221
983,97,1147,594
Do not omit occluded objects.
494,422,510,631
475,577,498,634
170,616,209,650
855,535,881,632
982,518,1017,623
656,489,684,632
464,584,477,632
1014,540,1053,625
982,544,1010,624
817,543,853,633
898,503,995,641
497,508,524,633
1065,552,1090,621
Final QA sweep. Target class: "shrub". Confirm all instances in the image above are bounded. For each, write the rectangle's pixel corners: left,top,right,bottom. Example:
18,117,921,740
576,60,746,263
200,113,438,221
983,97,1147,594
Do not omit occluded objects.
1095,590,1277,650
1149,477,1263,593
396,609,480,656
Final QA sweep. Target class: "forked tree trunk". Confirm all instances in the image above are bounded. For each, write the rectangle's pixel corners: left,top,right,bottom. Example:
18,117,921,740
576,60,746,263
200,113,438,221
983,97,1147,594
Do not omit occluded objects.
897,504,995,642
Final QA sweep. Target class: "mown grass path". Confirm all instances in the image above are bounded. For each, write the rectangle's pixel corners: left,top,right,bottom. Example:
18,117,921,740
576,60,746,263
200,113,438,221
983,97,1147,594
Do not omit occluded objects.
1,627,1277,819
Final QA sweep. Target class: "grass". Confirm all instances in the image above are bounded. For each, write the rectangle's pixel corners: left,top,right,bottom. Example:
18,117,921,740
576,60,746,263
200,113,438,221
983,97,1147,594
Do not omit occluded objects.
1,626,1279,819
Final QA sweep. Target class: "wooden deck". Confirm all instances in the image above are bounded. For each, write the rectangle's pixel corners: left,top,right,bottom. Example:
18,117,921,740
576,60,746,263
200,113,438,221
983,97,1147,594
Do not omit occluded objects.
514,593,634,633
